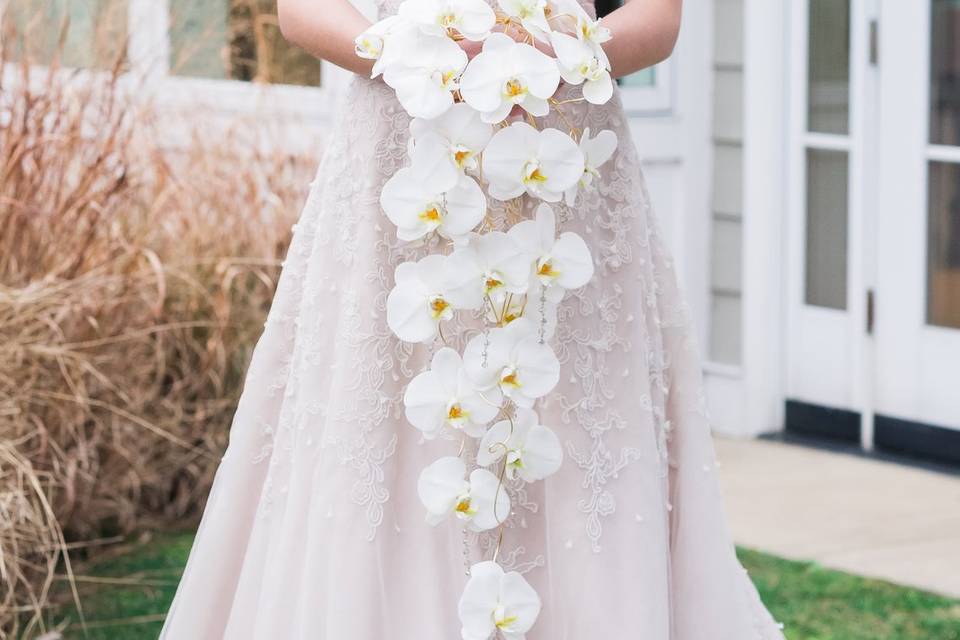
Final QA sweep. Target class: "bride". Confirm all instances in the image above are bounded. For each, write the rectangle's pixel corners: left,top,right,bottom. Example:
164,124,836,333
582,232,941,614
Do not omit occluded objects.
160,0,786,637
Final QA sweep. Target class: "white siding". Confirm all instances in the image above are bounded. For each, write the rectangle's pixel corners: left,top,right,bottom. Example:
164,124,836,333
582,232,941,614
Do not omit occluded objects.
709,0,745,366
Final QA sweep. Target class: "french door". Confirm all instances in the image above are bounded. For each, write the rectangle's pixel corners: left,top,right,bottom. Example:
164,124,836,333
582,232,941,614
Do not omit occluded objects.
875,0,960,437
786,0,960,453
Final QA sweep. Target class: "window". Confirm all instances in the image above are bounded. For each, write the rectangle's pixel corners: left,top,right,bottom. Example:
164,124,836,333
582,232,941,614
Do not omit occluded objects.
3,0,321,88
802,0,852,311
3,0,128,69
927,0,960,328
168,0,320,87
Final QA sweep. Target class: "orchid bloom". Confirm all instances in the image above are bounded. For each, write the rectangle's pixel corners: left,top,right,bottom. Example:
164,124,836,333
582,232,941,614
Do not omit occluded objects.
399,0,496,41
418,457,511,531
355,16,418,78
380,168,486,243
508,203,594,294
410,103,493,190
554,0,612,67
563,127,618,206
459,33,561,123
383,31,468,119
463,318,560,408
550,32,613,105
445,231,531,310
496,0,552,42
478,408,563,482
404,347,500,439
483,122,585,203
458,561,542,640
387,254,456,343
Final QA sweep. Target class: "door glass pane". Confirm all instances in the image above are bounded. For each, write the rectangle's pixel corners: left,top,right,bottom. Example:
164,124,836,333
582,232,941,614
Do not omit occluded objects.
928,162,960,328
808,0,851,135
930,0,960,146
2,0,127,69
169,0,321,86
805,149,849,309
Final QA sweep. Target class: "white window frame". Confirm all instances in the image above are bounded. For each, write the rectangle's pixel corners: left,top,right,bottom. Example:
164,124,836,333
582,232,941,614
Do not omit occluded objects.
132,0,347,122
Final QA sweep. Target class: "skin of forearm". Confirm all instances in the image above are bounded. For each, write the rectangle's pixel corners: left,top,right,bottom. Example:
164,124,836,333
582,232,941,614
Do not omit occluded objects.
600,0,683,79
277,0,374,76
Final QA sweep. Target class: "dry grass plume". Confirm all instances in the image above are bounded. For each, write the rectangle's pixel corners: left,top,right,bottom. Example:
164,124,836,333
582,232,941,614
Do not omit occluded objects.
0,12,318,636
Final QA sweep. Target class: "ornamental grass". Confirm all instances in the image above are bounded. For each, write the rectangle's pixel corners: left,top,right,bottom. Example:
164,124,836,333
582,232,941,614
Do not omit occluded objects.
0,18,315,636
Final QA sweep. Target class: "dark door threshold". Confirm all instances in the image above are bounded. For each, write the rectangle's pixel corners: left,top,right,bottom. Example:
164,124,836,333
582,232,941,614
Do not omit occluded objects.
776,399,960,477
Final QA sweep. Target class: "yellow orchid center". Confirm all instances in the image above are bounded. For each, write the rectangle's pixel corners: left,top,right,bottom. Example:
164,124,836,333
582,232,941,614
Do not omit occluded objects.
439,11,457,27
455,497,475,516
447,403,469,425
358,38,379,57
496,616,519,629
537,259,557,279
419,205,442,225
485,274,504,294
437,70,458,89
454,148,472,167
523,161,548,185
495,603,518,629
504,78,527,99
429,295,452,320
500,367,521,389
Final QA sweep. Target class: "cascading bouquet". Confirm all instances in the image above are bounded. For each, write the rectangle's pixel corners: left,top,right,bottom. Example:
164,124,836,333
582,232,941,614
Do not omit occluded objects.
356,1,618,637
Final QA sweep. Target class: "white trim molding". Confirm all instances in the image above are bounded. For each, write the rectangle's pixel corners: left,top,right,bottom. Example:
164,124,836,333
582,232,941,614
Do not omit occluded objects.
732,0,790,436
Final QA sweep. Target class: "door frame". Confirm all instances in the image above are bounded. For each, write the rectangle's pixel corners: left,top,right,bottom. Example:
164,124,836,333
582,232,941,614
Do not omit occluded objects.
782,0,881,448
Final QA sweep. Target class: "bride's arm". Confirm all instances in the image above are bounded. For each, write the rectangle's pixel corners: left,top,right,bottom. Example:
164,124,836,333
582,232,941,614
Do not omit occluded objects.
277,0,375,76
600,0,683,79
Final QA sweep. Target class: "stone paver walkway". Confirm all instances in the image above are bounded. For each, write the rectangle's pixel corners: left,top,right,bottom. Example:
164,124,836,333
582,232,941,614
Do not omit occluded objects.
714,437,960,598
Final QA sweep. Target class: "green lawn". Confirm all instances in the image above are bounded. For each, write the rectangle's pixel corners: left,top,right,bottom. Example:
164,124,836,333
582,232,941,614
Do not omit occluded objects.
46,533,960,639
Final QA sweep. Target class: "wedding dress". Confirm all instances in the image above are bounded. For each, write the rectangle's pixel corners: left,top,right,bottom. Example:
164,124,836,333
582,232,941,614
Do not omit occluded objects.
160,1,787,637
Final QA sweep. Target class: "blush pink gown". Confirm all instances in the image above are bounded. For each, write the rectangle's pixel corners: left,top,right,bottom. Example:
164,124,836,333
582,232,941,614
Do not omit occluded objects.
160,2,787,637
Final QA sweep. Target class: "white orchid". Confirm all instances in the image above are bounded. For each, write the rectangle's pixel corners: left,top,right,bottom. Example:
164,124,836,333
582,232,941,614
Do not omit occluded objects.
459,561,542,640
355,16,418,78
463,318,560,408
509,203,594,294
459,33,560,123
553,0,612,67
404,347,500,439
410,103,493,189
550,31,613,105
387,254,456,343
418,457,511,531
483,122,585,203
355,17,395,61
496,0,552,42
381,168,486,243
445,231,531,310
563,127,618,206
399,0,496,41
478,408,563,482
383,32,468,119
